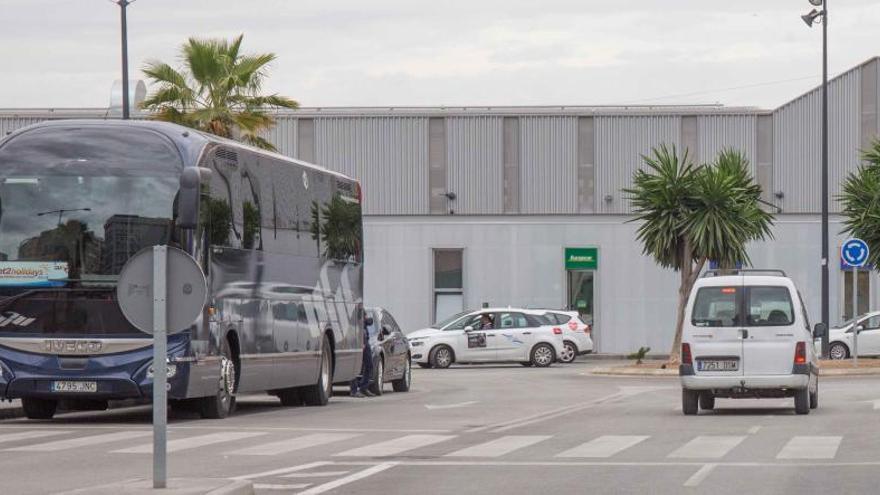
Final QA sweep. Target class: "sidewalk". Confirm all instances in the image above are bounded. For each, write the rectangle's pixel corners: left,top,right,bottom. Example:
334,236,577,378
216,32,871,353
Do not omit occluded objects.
0,399,22,420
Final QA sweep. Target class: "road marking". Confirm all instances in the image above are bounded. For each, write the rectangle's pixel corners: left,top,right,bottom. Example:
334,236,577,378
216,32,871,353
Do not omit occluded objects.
232,461,333,481
556,435,650,458
873,400,880,410
748,426,762,435
0,425,451,433
467,391,626,433
113,431,265,454
253,483,311,491
0,430,72,444
425,401,478,410
334,434,455,457
776,436,842,459
282,471,350,478
297,462,398,495
683,463,717,487
231,433,359,456
6,431,150,452
668,436,746,459
445,435,551,458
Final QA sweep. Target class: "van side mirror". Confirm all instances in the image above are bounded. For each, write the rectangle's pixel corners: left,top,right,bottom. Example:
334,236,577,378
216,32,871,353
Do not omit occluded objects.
178,167,213,229
813,323,827,338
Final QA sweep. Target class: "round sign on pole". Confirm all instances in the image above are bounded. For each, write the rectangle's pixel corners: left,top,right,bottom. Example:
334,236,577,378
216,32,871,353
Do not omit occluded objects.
841,238,870,268
117,246,207,335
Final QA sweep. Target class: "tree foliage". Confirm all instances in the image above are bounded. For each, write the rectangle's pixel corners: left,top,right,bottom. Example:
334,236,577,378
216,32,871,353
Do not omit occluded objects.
140,34,298,151
839,140,880,267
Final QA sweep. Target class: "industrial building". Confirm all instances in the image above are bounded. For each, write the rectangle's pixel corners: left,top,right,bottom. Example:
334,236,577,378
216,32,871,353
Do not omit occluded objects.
2,58,879,355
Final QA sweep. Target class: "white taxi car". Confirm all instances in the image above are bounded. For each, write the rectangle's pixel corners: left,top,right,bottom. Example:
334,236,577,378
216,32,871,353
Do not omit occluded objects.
539,310,593,363
408,308,566,368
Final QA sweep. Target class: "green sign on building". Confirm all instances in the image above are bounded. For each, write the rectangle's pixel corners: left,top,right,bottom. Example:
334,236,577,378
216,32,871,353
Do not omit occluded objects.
565,247,598,270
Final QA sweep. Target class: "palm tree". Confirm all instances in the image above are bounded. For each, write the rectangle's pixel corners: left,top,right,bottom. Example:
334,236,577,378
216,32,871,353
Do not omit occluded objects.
624,146,774,363
839,139,880,267
140,34,298,151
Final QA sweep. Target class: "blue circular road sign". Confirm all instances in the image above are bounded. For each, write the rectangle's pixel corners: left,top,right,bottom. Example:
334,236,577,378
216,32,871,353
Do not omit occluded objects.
841,238,870,268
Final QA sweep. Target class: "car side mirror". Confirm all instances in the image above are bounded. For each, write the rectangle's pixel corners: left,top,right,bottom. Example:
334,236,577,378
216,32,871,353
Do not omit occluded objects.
178,167,213,229
813,322,827,338
856,324,865,332
464,325,474,332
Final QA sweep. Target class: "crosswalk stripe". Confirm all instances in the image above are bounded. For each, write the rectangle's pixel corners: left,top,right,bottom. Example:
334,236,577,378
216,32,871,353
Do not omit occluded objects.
0,430,72,444
776,436,842,459
232,433,359,456
667,436,746,459
113,432,266,454
556,435,650,458
6,431,150,452
445,435,551,458
282,471,350,478
334,435,455,457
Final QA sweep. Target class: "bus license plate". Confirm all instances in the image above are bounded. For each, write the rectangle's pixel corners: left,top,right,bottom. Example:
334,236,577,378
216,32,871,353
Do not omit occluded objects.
698,360,738,372
51,381,97,393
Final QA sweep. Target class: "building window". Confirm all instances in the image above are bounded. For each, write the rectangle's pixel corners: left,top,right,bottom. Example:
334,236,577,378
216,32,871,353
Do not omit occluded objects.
434,249,463,324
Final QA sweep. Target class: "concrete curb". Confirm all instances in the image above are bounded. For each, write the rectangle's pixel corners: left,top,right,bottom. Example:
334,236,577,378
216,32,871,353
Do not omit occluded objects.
54,478,253,495
588,366,880,377
0,400,23,420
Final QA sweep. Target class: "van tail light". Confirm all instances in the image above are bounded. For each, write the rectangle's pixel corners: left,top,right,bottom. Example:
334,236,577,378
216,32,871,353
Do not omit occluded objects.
794,341,807,365
553,327,563,335
681,343,692,365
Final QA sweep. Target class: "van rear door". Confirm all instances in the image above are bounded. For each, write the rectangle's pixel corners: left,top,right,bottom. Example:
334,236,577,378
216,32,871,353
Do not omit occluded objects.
689,284,744,376
742,286,798,376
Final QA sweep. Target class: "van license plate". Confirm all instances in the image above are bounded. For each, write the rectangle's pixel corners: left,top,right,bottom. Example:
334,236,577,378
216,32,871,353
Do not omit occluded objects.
51,381,97,393
698,360,738,371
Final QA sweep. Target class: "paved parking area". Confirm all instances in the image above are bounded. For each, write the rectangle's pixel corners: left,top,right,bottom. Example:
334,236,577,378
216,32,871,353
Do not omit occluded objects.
2,361,880,494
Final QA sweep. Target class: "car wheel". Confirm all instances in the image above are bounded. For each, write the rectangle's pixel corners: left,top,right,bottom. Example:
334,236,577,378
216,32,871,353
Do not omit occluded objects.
369,357,384,396
200,338,237,419
682,389,698,415
829,342,849,360
392,356,412,392
559,341,577,364
302,335,333,406
22,398,58,420
794,388,810,415
530,343,555,368
699,392,715,411
429,345,454,369
810,379,818,410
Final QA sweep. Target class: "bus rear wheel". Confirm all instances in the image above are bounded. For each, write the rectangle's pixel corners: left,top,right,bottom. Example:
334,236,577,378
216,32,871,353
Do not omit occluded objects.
200,340,237,419
302,335,332,406
22,397,57,420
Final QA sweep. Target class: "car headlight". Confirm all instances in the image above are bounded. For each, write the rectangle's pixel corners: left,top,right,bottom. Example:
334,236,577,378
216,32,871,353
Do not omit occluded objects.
410,341,424,347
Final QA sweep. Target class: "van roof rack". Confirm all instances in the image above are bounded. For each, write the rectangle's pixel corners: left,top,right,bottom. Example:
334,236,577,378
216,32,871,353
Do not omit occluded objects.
702,269,787,278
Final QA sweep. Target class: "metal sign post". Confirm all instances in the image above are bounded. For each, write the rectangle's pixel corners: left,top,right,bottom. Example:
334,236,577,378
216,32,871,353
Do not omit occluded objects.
152,246,168,488
117,245,207,491
852,265,859,368
842,238,870,368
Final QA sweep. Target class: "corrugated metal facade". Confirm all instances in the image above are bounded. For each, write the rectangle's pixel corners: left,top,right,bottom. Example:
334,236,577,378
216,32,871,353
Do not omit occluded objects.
446,116,504,215
697,115,757,169
314,117,429,215
774,67,861,213
263,116,297,158
594,115,682,214
519,116,578,214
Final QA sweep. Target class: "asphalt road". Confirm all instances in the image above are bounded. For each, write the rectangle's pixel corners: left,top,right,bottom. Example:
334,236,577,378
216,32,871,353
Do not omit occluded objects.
2,360,880,494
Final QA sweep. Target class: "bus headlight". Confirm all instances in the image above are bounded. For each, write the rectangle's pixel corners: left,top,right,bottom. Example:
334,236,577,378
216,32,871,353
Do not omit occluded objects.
147,362,177,379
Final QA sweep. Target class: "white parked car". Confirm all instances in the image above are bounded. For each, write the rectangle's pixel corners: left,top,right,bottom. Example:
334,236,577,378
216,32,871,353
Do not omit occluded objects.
538,310,593,363
680,270,824,415
408,308,566,368
815,311,880,360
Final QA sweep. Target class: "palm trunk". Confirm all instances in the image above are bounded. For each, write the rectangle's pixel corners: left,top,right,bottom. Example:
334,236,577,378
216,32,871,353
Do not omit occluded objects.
668,254,707,365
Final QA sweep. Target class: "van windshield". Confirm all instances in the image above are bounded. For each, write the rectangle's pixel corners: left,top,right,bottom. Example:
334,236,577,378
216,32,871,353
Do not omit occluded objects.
692,287,740,327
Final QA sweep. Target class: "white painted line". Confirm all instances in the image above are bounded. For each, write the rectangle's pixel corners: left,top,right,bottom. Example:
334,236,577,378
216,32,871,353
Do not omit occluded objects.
425,401,478,410
0,425,451,433
445,435,551,458
6,431,150,452
776,436,842,459
467,391,624,433
334,434,455,457
873,400,880,410
282,471,350,478
231,433,359,456
297,462,398,495
232,461,333,481
556,435,650,458
253,483,311,490
683,463,717,487
668,436,746,459
113,431,265,454
0,430,72,444
747,426,762,435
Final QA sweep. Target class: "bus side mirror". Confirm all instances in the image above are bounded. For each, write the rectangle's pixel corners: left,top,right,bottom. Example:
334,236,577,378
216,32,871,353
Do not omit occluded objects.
813,323,827,338
179,167,213,229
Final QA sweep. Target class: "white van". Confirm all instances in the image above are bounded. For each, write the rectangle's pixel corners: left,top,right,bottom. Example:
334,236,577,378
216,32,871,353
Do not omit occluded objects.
680,270,825,415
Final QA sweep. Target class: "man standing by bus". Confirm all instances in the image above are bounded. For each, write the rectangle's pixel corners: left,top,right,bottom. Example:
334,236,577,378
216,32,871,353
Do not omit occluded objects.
352,315,377,398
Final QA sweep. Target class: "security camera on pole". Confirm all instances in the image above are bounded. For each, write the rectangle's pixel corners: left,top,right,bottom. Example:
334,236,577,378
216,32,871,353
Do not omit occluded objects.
841,238,869,368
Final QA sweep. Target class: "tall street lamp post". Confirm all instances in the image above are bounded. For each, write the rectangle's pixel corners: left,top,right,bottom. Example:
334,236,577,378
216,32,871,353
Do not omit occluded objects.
802,0,828,357
115,0,134,119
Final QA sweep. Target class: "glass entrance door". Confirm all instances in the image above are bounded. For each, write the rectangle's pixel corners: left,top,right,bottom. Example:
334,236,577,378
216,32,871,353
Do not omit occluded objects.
567,270,594,326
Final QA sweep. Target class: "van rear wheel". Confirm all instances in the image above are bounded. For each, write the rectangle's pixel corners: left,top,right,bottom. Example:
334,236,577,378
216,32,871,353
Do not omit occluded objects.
682,389,698,415
794,388,810,415
699,392,715,411
810,380,819,409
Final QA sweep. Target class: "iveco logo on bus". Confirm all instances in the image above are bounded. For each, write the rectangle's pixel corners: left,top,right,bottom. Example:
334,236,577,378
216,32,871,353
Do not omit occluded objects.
42,339,103,355
0,311,36,328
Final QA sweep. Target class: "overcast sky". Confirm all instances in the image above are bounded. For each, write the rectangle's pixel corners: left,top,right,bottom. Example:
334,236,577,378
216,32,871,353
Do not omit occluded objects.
3,0,879,110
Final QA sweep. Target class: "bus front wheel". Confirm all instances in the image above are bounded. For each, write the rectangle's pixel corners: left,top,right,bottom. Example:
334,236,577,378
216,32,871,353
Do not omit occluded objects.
22,397,57,420
200,340,237,419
